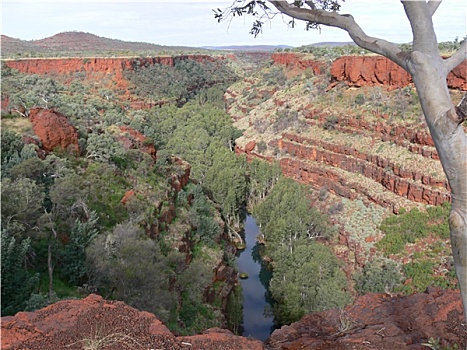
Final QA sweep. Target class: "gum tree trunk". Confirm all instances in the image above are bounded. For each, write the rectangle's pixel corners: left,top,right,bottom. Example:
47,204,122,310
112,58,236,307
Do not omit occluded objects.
408,52,467,318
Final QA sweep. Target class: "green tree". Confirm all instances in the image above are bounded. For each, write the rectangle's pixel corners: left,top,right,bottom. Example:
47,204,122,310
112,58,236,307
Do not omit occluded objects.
1,129,23,165
1,177,45,235
254,177,335,257
61,211,99,285
86,222,181,324
226,285,244,334
85,131,126,163
247,159,281,205
270,242,351,324
353,258,403,295
1,230,38,316
204,149,248,230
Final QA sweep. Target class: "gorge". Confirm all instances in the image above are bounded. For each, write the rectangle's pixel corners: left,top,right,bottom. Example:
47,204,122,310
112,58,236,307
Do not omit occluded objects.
1,32,466,349
236,215,275,341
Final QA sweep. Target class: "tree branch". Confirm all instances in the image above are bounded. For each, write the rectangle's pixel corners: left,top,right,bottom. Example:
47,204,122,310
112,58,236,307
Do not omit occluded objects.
268,0,409,69
427,0,442,16
304,1,316,10
402,0,439,55
444,40,467,72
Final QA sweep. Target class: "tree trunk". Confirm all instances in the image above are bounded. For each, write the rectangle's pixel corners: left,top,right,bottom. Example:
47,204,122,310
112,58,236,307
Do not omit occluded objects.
47,236,54,301
408,52,467,318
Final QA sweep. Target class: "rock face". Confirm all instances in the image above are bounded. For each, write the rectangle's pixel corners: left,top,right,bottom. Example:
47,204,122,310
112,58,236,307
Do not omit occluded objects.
331,56,467,90
271,52,326,76
266,288,466,350
2,290,464,350
1,294,264,350
4,55,220,88
230,52,461,212
274,132,450,210
29,107,79,154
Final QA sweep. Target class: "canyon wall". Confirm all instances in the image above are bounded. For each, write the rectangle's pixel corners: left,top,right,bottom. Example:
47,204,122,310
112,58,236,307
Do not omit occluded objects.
330,55,467,90
271,52,326,76
3,55,220,87
230,52,464,211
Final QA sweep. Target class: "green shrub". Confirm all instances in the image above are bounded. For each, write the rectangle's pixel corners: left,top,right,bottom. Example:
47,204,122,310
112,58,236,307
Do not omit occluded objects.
323,115,339,130
354,258,403,295
376,203,451,255
401,260,435,294
354,94,365,105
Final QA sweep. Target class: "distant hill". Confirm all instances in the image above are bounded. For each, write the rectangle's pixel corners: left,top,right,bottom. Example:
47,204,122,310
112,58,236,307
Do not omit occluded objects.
310,41,356,47
1,31,210,58
202,44,293,52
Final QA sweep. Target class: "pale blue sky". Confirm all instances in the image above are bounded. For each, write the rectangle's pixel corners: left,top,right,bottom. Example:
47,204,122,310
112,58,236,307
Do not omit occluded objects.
1,1,466,47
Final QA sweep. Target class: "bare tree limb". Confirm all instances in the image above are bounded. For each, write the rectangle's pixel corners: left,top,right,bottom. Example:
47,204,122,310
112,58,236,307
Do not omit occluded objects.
444,39,467,72
427,0,442,16
402,1,439,55
268,0,409,69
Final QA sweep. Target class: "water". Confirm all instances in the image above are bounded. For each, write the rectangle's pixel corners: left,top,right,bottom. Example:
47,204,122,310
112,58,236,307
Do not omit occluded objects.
236,215,275,341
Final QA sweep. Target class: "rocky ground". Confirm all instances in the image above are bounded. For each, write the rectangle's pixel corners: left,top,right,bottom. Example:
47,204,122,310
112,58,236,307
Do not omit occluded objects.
2,288,465,350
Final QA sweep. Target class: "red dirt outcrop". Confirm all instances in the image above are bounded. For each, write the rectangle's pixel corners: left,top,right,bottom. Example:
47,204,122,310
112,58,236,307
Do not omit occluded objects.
29,107,79,154
331,56,467,90
1,294,264,350
266,287,466,350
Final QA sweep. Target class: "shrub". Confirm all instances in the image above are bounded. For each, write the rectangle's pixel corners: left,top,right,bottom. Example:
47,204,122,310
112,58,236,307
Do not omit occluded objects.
376,203,451,255
354,93,365,105
323,115,339,130
353,258,403,295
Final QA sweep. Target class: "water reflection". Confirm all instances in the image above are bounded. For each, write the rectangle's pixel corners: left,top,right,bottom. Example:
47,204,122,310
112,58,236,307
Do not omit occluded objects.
236,215,275,341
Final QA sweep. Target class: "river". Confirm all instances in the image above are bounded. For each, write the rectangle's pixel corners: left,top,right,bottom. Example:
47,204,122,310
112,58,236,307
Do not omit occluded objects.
236,215,275,341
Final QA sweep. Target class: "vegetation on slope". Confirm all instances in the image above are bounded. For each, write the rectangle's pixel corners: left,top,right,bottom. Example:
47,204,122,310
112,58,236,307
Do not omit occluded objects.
2,41,462,336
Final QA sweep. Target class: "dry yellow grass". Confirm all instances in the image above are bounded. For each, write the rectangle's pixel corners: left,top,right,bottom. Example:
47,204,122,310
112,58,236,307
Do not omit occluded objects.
1,116,33,134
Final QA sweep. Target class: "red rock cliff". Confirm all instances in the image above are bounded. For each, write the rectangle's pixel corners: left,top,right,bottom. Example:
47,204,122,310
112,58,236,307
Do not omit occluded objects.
267,287,465,350
331,55,467,90
271,52,326,75
3,55,221,87
2,289,464,350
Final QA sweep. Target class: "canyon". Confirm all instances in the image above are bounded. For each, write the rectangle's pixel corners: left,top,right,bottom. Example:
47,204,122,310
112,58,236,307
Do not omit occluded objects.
231,52,466,212
2,49,466,348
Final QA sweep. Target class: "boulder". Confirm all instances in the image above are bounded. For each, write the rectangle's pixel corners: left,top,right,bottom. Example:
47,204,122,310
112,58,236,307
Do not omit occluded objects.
1,294,264,350
29,107,79,154
266,288,465,350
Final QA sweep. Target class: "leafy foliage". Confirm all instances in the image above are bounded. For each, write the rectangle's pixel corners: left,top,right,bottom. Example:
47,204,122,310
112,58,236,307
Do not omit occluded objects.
270,243,350,325
376,203,451,255
254,177,336,256
61,212,99,285
124,58,237,104
253,178,347,325
1,230,39,315
353,258,403,295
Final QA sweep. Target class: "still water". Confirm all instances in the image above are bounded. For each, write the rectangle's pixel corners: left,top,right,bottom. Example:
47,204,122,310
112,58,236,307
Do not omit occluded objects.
236,215,275,341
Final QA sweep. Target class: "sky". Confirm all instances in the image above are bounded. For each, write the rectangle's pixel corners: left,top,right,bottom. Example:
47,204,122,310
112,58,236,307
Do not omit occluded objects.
1,1,466,48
